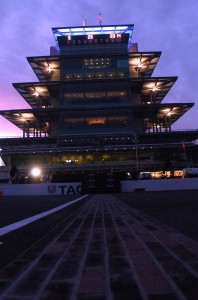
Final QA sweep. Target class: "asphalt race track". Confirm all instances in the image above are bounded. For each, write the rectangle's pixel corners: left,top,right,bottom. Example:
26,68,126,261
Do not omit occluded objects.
119,189,198,241
0,195,89,269
1,190,198,270
0,191,198,299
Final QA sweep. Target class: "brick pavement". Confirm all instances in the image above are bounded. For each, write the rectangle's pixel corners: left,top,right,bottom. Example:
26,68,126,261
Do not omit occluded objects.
0,194,198,299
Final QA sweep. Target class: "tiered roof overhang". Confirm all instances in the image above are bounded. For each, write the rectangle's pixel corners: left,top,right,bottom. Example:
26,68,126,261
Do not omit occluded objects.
0,103,193,134
27,52,161,82
12,76,177,108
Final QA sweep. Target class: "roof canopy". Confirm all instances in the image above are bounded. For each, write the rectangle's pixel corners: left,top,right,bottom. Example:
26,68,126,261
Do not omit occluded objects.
52,24,134,48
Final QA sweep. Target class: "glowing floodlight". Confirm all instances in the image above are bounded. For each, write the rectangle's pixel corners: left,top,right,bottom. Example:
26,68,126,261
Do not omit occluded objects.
47,66,53,73
151,86,158,92
33,91,39,97
31,167,41,177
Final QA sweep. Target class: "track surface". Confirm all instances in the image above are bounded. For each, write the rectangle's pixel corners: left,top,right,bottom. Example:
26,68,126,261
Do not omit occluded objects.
0,193,198,299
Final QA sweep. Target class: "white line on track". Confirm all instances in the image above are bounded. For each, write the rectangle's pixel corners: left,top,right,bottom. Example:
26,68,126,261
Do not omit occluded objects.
0,194,88,237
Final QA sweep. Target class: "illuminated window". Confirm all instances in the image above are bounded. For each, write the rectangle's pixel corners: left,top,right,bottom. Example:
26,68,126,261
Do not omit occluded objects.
64,90,127,102
83,58,112,69
65,117,85,128
108,116,128,126
85,92,106,98
107,91,127,97
64,93,84,99
87,117,106,125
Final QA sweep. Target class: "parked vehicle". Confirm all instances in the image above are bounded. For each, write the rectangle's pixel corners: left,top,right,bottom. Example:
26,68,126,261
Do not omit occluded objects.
138,172,153,180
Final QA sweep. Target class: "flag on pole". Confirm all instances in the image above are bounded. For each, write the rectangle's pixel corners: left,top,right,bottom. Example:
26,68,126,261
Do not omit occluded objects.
82,16,86,27
98,12,102,25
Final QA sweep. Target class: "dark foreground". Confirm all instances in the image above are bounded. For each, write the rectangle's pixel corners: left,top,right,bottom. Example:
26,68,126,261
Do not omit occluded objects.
0,191,198,299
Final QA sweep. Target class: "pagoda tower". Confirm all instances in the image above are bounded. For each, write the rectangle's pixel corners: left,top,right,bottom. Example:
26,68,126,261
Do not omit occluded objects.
0,24,197,175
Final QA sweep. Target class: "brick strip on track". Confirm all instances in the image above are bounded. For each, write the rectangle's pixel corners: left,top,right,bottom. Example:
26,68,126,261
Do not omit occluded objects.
0,194,198,299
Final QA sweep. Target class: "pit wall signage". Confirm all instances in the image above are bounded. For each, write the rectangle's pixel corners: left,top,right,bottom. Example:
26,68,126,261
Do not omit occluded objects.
2,178,198,196
1,182,82,196
48,183,82,195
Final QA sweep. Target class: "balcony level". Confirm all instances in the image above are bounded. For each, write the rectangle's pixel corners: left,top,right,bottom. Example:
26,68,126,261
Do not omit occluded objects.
12,76,177,109
27,52,161,82
0,103,194,138
1,133,197,173
1,129,198,150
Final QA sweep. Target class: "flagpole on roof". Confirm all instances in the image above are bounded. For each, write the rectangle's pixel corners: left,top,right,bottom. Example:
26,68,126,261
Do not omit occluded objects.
98,12,102,26
82,14,86,27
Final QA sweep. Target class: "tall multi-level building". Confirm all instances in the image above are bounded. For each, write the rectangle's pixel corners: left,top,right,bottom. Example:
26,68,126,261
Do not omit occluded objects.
0,24,198,178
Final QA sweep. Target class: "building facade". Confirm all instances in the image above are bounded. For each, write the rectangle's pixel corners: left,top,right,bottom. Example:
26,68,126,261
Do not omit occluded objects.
0,24,198,179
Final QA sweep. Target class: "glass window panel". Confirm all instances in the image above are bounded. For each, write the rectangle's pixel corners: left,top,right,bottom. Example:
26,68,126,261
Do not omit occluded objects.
117,59,128,68
64,93,84,99
87,117,106,124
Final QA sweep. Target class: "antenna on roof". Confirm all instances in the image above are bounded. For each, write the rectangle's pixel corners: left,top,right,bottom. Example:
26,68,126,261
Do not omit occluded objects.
98,12,102,26
82,14,87,27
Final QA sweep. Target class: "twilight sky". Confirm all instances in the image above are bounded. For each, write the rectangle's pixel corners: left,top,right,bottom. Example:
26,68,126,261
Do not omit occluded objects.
0,0,197,136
